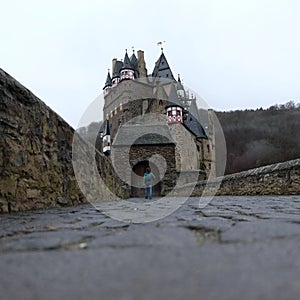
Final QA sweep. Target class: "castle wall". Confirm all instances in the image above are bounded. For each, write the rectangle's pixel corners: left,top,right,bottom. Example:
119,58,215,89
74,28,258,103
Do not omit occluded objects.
201,138,215,177
168,124,199,171
103,80,153,119
107,97,167,141
207,109,216,178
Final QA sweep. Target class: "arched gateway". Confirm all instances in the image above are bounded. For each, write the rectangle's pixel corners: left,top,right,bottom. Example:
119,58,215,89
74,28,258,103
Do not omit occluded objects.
131,160,161,197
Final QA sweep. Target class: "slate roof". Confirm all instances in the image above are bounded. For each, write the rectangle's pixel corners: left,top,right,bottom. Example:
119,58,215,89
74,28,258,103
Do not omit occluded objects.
183,100,207,139
103,71,112,89
122,51,133,70
130,52,138,77
112,124,176,146
103,119,110,136
166,83,183,108
112,60,123,78
152,52,175,80
130,52,138,68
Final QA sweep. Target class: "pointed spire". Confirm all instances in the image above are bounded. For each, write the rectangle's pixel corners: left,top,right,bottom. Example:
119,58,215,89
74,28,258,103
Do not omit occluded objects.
103,69,112,89
130,52,138,66
122,49,133,69
103,119,110,136
177,74,184,91
152,52,175,80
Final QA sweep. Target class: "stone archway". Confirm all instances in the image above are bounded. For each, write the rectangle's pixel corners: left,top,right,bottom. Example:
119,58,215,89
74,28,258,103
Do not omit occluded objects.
131,160,161,197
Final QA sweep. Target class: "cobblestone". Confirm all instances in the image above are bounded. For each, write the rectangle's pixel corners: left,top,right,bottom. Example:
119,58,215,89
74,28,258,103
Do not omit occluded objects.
0,195,300,300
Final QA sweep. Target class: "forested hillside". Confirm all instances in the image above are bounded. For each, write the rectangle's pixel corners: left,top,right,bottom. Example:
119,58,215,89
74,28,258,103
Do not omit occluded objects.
77,121,102,148
216,101,300,174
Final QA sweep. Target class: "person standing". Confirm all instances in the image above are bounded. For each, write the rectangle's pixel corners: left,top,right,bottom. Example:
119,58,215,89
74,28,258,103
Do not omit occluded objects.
143,167,155,199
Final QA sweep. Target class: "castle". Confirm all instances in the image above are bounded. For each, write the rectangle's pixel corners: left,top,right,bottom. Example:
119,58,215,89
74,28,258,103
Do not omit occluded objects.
99,49,215,197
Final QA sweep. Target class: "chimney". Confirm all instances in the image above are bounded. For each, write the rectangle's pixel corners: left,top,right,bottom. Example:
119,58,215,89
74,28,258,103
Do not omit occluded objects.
137,50,147,79
112,58,117,75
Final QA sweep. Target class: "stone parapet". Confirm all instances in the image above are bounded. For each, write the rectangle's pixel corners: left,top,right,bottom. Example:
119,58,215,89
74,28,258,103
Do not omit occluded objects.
173,159,300,196
0,68,129,213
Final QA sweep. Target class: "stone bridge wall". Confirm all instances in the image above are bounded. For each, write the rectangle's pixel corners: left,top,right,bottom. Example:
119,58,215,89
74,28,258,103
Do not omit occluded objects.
173,159,300,196
0,68,129,213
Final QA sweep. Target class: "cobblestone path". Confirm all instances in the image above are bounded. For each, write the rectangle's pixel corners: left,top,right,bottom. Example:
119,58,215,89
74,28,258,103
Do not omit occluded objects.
0,196,300,300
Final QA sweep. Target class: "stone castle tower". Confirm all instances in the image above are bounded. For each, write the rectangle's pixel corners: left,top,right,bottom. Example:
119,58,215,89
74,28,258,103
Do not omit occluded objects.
99,49,216,197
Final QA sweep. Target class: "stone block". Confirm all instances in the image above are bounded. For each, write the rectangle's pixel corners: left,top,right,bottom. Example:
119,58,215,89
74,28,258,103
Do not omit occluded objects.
26,189,41,199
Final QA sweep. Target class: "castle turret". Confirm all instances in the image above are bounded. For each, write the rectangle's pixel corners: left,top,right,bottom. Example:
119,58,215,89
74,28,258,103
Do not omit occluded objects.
166,84,184,124
102,119,111,155
120,50,135,81
103,70,112,95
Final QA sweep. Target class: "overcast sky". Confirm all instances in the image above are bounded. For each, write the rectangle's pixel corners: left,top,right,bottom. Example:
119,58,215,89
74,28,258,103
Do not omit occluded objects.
1,0,300,128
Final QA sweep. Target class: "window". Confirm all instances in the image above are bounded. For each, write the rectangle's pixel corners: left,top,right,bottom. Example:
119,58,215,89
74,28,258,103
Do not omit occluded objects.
207,145,210,152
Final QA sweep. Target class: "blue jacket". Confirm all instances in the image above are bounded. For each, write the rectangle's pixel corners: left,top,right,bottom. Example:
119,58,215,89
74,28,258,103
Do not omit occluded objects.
143,172,155,186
